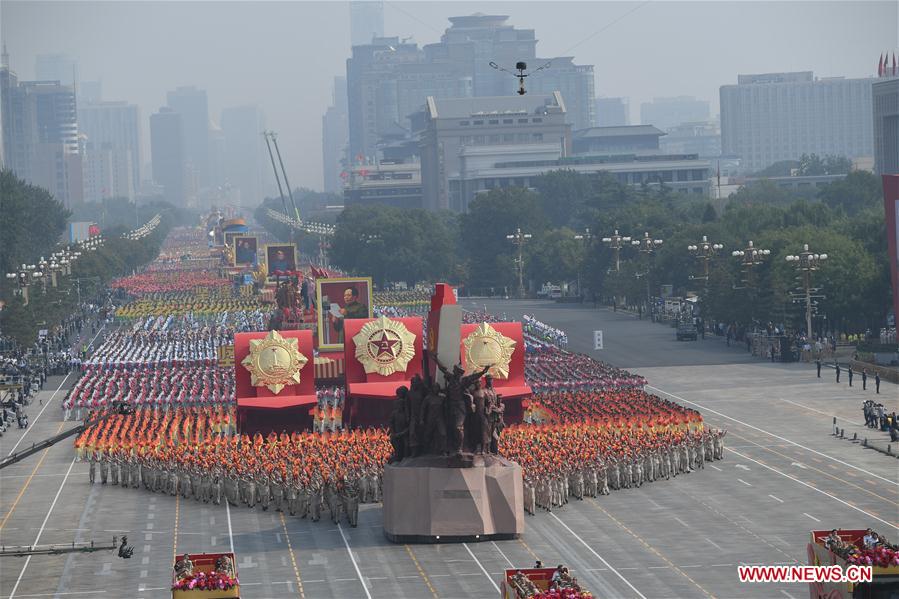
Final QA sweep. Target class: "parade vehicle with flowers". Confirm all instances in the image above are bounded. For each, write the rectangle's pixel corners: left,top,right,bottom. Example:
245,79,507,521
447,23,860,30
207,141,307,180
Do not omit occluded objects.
807,529,899,599
171,552,240,599
501,567,593,599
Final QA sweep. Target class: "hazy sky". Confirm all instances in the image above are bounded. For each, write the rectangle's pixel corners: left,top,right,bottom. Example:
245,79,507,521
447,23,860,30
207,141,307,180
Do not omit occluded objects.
3,1,897,192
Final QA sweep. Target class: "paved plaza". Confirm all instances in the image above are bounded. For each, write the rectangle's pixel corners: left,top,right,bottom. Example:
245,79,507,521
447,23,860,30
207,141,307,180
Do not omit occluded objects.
1,299,896,599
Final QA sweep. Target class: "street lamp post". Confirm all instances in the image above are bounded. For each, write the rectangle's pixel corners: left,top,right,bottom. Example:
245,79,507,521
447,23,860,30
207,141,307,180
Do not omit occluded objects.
786,244,828,339
601,229,632,273
506,228,532,298
631,231,663,308
731,241,770,288
731,240,770,325
573,228,593,296
687,235,724,290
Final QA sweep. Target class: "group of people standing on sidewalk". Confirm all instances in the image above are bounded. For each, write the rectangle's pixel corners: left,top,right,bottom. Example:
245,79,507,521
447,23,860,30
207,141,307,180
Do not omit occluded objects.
820,359,882,394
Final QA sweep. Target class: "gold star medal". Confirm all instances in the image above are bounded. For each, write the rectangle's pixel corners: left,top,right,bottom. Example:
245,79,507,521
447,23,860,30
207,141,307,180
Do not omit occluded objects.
462,322,516,379
353,316,417,376
241,330,308,394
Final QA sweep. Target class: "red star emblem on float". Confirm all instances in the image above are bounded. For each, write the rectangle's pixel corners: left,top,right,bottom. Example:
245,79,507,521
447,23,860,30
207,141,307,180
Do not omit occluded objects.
371,332,399,359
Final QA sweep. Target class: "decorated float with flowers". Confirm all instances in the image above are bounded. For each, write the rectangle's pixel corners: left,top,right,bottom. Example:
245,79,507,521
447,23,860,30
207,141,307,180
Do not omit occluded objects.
171,552,240,599
807,529,899,599
500,567,593,599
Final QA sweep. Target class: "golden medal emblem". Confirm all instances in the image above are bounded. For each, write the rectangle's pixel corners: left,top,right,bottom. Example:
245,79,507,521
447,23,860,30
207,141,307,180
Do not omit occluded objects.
241,330,308,394
353,316,417,376
462,322,516,379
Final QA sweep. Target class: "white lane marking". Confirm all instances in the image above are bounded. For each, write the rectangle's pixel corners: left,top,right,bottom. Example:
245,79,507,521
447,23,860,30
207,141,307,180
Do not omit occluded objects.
791,462,807,470
780,590,797,599
769,495,784,503
709,464,722,471
225,500,235,555
673,517,689,528
647,385,899,487
463,543,500,593
803,513,821,523
728,448,898,531
337,523,372,599
549,512,647,599
5,372,70,456
491,541,515,568
737,479,752,486
735,464,750,471
775,397,855,423
8,457,76,599
705,537,724,551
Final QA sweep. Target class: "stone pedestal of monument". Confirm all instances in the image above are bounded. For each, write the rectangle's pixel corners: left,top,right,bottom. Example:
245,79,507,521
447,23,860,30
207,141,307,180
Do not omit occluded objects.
382,454,524,543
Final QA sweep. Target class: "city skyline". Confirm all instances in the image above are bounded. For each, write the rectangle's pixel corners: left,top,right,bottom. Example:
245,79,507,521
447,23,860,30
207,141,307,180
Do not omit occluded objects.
2,1,896,192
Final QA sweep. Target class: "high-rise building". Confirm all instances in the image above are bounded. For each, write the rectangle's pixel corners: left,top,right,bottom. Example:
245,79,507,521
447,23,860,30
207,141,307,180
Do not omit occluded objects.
346,37,472,160
350,1,384,47
80,80,102,104
166,86,210,187
1,59,82,206
81,139,132,203
435,14,594,129
322,77,349,194
595,97,629,127
35,53,77,87
344,15,594,161
873,77,899,175
149,107,185,206
659,121,721,158
221,104,265,207
419,92,570,212
78,100,141,198
640,96,709,131
720,72,875,173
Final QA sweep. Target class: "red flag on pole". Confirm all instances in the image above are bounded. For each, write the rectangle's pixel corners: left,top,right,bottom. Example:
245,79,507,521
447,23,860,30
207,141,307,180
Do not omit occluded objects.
878,53,884,77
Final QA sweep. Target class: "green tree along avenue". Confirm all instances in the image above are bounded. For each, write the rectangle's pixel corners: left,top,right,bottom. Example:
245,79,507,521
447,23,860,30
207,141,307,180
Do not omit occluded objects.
260,167,891,335
0,169,72,276
0,169,174,347
329,204,458,288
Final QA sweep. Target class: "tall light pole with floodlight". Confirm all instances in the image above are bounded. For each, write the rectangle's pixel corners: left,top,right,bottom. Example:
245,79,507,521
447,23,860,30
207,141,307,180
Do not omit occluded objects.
687,235,724,291
601,230,632,273
786,244,828,339
631,231,664,307
506,228,532,298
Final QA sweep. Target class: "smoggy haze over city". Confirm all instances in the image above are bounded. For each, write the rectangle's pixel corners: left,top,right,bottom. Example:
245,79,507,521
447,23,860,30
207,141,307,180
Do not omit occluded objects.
3,1,897,191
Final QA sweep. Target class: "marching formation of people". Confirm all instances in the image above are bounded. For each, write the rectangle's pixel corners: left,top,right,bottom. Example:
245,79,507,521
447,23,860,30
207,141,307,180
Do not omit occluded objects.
110,270,232,296
501,423,725,515
63,365,234,418
523,315,568,346
66,226,732,539
85,325,232,369
372,289,431,310
115,295,265,320
527,389,700,426
526,348,646,394
75,406,390,528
